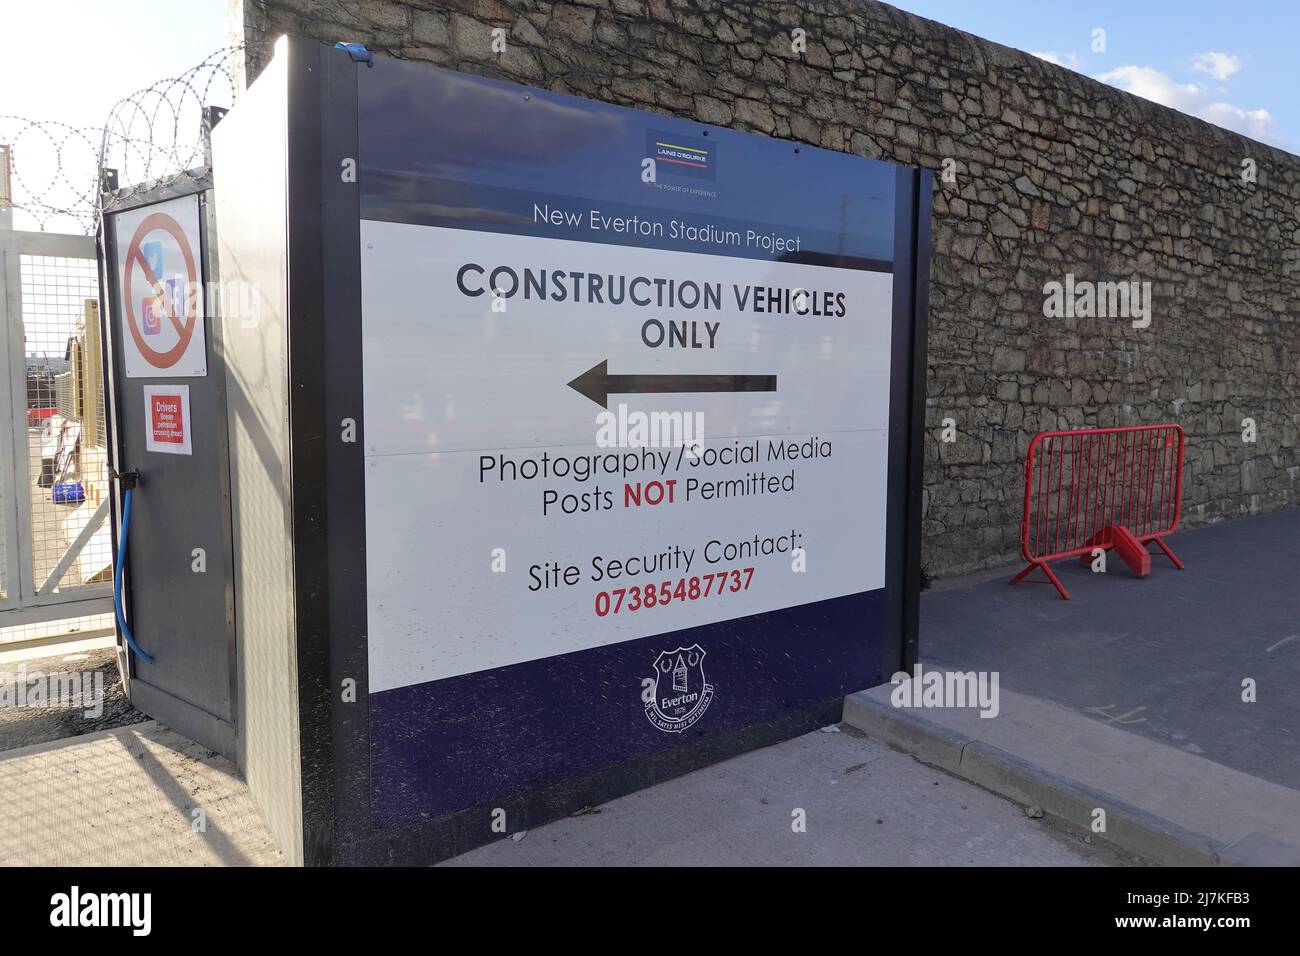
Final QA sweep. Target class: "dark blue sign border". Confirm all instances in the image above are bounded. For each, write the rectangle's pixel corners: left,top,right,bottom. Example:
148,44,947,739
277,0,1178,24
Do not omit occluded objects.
282,40,929,865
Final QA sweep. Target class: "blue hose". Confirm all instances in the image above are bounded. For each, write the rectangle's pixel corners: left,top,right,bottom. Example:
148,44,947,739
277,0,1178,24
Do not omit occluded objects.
113,488,154,663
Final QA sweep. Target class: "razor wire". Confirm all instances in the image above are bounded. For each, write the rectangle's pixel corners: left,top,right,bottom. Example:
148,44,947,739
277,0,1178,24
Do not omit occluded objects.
0,47,241,235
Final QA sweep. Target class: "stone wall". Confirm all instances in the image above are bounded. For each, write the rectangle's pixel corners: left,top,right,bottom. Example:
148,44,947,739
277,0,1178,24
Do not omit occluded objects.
233,0,1300,577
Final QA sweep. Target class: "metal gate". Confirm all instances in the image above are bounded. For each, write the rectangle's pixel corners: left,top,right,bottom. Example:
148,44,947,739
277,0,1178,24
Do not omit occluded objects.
0,226,114,635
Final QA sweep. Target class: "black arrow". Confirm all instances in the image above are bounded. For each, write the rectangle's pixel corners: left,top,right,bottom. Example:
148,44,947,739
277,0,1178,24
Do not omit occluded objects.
567,360,778,408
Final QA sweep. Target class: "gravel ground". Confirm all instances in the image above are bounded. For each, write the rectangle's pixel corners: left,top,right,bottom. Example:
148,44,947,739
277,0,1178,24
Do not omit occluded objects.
0,646,147,752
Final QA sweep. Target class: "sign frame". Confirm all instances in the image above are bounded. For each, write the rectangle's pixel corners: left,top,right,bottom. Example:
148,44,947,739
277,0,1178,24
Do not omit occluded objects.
223,38,930,866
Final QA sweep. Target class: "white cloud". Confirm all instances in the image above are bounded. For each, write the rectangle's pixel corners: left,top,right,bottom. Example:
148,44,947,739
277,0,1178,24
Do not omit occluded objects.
1095,65,1277,143
1031,51,1082,70
1192,51,1242,82
1094,66,1203,111
1201,102,1276,142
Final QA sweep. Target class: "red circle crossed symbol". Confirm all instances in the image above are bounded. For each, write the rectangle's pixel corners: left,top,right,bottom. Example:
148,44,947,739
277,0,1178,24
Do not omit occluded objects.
123,212,199,369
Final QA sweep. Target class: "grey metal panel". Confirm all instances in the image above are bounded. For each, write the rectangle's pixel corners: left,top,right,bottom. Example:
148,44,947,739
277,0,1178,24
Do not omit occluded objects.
108,192,235,736
127,678,237,757
210,37,304,867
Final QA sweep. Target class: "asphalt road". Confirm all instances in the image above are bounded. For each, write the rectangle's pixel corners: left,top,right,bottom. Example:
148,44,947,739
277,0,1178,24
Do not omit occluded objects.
923,509,1300,790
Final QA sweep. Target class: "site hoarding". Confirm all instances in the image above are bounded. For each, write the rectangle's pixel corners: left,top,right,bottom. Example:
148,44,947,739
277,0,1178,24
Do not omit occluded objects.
354,61,927,827
208,38,928,863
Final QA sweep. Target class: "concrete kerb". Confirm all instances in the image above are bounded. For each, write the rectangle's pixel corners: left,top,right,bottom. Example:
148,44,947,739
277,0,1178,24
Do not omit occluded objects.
842,691,1225,867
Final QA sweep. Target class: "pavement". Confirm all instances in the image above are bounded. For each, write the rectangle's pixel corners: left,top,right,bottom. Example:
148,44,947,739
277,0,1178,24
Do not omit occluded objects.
845,684,1300,866
0,720,282,866
843,508,1300,866
0,716,1132,867
446,724,1137,866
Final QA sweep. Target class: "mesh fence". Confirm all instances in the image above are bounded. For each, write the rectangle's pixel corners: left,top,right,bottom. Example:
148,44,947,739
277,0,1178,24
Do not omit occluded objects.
21,253,112,593
0,50,237,645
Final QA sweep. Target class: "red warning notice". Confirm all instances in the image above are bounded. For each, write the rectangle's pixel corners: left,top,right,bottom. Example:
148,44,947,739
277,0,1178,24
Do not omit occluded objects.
151,394,184,442
143,385,193,456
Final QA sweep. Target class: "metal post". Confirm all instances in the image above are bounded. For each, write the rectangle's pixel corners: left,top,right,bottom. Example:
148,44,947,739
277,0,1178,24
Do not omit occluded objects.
0,144,13,231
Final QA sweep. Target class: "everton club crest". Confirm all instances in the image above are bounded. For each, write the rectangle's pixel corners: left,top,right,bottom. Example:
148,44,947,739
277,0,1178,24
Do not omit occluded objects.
645,644,715,733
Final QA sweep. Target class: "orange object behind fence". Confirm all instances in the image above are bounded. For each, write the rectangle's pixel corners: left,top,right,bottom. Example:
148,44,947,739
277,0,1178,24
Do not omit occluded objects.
1012,424,1185,600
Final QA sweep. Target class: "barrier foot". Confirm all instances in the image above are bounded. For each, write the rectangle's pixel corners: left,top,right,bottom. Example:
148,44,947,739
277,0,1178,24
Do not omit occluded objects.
1109,525,1150,577
1151,536,1185,570
1083,525,1150,578
1010,561,1070,600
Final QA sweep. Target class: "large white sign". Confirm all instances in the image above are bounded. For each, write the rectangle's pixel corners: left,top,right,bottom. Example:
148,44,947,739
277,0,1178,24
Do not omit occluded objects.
361,221,893,693
114,194,207,378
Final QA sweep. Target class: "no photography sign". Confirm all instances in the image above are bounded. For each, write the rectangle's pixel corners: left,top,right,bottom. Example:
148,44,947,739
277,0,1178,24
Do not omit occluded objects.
114,194,207,378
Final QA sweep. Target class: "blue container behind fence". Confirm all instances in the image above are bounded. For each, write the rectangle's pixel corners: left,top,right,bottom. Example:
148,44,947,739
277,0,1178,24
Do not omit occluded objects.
52,483,85,504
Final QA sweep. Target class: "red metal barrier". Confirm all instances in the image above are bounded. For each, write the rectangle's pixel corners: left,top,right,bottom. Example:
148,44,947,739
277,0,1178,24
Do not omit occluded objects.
1011,424,1185,600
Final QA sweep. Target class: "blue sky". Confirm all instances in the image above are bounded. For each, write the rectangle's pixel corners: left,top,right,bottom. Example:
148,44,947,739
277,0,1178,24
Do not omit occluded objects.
890,0,1298,151
1,1,228,134
0,1,229,230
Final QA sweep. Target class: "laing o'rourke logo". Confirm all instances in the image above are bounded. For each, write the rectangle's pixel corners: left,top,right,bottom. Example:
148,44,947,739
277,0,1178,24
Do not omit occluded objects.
50,886,151,936
646,129,715,180
644,644,715,732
